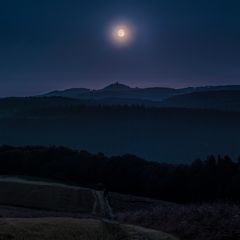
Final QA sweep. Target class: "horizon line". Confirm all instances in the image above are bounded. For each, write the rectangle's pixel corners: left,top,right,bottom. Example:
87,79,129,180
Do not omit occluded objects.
1,82,240,98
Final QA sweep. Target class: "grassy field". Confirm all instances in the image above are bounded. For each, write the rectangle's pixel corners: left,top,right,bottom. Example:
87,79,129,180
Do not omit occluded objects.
0,177,179,239
118,203,240,240
0,177,171,216
0,218,178,240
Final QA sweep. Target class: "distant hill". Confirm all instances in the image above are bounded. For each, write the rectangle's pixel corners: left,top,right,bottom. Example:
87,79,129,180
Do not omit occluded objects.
42,83,240,104
0,97,85,117
44,88,91,98
161,90,240,112
102,82,131,91
194,85,240,92
0,97,162,118
42,83,181,101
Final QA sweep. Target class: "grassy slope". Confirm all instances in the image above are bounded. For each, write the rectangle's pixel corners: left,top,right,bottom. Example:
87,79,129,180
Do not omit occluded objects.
0,218,178,240
118,203,240,240
0,177,173,215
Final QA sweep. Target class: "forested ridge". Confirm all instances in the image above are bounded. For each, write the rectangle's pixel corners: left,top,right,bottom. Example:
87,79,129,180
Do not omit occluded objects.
0,146,240,203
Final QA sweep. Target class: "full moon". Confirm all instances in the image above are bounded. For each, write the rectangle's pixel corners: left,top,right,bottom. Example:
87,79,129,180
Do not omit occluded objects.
118,29,126,38
111,24,133,46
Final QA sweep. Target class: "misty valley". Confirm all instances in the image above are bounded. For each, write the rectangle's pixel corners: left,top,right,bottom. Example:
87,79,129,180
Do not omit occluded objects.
0,83,240,163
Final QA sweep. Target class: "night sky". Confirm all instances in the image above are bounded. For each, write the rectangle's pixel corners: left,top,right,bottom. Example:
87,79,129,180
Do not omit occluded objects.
0,0,239,96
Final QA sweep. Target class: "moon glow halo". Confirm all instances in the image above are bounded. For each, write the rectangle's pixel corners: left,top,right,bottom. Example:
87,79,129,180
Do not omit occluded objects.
111,24,133,46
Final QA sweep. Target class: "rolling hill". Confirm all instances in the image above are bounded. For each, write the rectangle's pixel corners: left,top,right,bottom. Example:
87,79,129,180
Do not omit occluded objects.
42,83,240,103
0,177,178,240
0,218,178,240
0,84,240,163
161,90,240,112
42,83,182,101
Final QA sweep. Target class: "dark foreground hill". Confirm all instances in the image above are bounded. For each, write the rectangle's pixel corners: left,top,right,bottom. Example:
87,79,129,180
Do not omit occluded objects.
0,176,177,240
0,176,237,240
0,218,177,240
0,176,171,215
0,177,238,240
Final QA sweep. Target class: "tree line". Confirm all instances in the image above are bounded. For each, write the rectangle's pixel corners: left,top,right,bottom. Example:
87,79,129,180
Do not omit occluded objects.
0,145,239,203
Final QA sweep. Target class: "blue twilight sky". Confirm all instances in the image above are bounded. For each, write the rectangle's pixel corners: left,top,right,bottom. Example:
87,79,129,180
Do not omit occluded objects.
0,0,239,96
